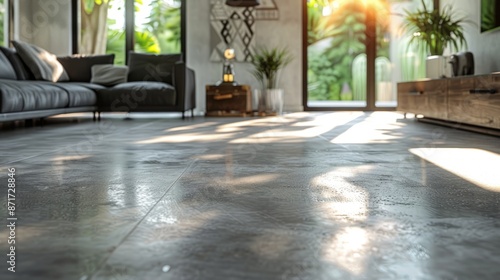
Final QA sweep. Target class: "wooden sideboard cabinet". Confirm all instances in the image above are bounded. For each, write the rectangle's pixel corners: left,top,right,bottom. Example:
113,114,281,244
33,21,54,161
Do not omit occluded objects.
398,79,448,120
447,75,475,124
397,74,500,131
447,74,500,129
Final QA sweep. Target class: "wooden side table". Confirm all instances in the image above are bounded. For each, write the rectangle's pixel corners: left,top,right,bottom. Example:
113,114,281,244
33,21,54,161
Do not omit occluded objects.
205,84,252,116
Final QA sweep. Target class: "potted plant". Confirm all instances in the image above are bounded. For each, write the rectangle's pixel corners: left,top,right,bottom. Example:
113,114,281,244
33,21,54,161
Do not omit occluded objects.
402,0,468,78
250,46,293,115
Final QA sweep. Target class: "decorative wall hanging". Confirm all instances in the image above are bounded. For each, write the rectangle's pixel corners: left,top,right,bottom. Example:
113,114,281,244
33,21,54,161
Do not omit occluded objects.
225,0,261,7
210,0,256,62
255,0,279,20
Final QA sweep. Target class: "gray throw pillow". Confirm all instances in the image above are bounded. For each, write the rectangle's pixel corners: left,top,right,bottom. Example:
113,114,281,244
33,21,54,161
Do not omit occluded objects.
90,65,129,86
11,40,69,82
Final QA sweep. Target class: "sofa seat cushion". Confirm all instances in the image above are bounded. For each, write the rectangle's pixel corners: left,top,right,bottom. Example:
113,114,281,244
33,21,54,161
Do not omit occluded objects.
44,82,97,107
96,82,176,111
64,82,107,91
0,79,69,113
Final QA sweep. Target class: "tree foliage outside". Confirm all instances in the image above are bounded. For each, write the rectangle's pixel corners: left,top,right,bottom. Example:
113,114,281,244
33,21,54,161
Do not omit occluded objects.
0,0,5,46
81,0,110,54
81,0,181,64
144,0,181,53
307,0,391,102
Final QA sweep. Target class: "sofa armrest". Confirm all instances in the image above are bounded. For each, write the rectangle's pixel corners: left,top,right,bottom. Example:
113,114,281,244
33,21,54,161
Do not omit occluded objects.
174,62,196,111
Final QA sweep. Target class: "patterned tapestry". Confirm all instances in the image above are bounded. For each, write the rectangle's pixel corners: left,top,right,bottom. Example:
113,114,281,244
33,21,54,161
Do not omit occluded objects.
255,0,279,20
210,0,256,62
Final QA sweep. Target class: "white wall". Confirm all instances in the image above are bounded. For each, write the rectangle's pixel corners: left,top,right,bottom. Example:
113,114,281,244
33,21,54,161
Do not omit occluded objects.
441,0,500,74
187,0,303,113
14,0,71,56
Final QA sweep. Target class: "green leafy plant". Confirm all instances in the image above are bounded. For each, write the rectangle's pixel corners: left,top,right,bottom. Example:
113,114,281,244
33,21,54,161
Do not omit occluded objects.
402,0,467,56
250,46,293,89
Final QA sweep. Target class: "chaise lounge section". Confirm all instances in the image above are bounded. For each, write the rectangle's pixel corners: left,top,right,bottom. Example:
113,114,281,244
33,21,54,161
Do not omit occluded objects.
94,52,196,119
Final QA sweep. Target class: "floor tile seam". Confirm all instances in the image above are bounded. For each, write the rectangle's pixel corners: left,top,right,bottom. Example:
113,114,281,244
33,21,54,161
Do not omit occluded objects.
0,119,164,166
88,158,198,279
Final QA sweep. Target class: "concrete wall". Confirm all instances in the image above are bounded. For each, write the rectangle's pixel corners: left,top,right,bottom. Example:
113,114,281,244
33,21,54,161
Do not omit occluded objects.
187,0,303,113
14,0,71,56
441,0,500,74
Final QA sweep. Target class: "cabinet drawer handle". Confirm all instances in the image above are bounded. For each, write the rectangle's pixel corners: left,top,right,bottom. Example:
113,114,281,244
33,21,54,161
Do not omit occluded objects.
469,89,497,94
214,94,233,100
408,91,423,95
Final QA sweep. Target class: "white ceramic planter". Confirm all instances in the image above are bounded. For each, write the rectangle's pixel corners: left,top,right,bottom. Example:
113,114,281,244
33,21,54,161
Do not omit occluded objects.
426,55,452,79
254,88,284,115
265,89,284,115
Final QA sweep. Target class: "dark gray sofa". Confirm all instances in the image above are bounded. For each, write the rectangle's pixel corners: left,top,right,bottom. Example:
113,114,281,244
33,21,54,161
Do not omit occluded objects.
0,45,196,123
0,79,96,122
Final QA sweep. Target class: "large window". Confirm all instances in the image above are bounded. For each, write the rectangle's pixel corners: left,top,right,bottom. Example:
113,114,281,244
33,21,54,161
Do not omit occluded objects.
79,0,183,64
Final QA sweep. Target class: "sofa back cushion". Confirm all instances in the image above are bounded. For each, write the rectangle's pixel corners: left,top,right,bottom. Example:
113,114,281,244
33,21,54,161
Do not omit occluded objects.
12,40,69,82
57,54,115,82
0,46,35,80
0,50,17,80
127,52,182,85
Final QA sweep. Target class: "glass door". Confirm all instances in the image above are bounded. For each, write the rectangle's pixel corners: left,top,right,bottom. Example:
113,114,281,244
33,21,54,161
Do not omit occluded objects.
307,0,371,109
305,0,432,110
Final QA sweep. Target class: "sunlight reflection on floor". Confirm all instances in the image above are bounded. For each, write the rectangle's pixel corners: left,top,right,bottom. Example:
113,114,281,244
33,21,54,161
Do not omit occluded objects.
410,148,500,192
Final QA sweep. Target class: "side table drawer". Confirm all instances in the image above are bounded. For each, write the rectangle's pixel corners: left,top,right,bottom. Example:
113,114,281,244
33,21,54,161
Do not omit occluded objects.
206,85,252,114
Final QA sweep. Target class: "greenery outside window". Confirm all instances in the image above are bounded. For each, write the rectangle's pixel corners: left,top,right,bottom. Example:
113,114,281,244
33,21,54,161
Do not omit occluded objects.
0,0,5,46
80,0,182,65
134,0,181,54
305,0,433,109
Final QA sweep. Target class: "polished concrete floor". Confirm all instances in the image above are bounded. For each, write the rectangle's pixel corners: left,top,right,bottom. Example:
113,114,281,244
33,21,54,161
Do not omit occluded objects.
1,112,500,280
